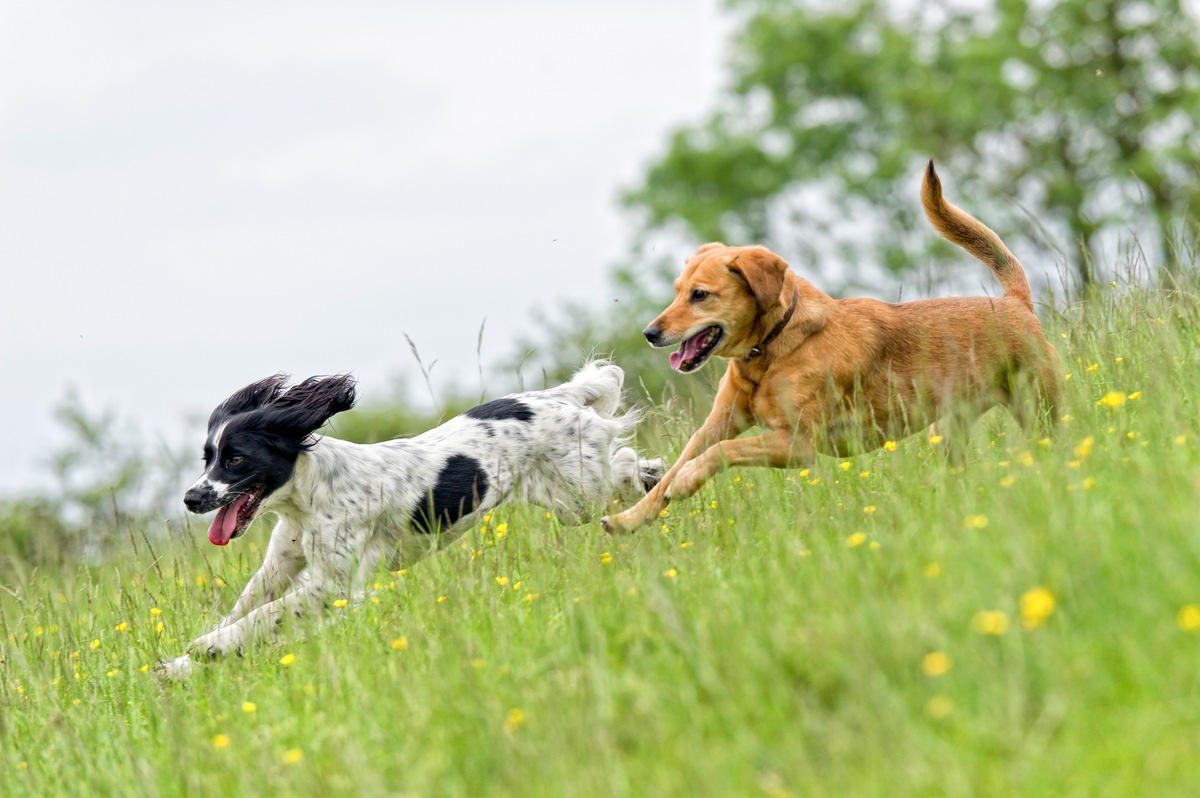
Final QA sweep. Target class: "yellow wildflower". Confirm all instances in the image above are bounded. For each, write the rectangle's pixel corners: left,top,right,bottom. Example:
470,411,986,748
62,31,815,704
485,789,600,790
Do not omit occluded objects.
283,748,303,764
599,552,612,565
1085,363,1098,372
929,435,943,445
504,708,525,733
1096,392,1126,409
921,651,953,677
862,505,876,515
90,639,101,650
926,695,954,718
924,562,941,579
1020,587,1056,629
971,610,1010,635
663,568,678,579
1128,391,1142,400
840,461,851,471
495,576,509,586
114,622,128,632
1177,605,1200,632
279,653,296,666
242,702,257,714
847,532,867,548
1073,436,1094,460
150,607,162,617
333,599,349,608
212,734,231,750
963,514,989,530
883,440,897,452
391,637,409,650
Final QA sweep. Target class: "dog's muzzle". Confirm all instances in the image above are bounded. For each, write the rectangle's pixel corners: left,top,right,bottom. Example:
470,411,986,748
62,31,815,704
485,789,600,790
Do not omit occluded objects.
183,483,221,514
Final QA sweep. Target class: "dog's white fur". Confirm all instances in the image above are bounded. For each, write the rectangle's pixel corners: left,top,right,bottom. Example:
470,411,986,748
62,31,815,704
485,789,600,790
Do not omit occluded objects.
161,361,661,679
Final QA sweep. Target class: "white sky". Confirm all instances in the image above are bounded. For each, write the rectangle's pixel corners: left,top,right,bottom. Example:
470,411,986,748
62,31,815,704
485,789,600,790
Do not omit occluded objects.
0,1,729,495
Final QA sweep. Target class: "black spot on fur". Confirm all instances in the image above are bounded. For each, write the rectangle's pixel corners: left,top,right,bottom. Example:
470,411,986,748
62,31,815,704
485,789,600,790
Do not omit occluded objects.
463,397,535,422
410,455,489,535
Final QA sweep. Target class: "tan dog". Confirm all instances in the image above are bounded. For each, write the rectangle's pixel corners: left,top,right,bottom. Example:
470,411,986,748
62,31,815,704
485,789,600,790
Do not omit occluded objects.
601,162,1061,533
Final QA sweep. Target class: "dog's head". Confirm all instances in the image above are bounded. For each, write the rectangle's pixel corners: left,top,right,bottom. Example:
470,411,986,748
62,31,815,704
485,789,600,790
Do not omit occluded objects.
643,243,796,372
183,374,357,546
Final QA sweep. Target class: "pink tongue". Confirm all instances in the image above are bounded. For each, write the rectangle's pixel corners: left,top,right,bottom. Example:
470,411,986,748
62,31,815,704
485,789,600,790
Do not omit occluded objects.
207,493,251,546
669,332,708,371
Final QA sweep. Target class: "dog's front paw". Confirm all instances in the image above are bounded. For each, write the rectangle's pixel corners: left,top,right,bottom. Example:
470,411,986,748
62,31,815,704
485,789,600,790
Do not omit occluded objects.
601,506,651,535
186,627,243,660
156,654,194,681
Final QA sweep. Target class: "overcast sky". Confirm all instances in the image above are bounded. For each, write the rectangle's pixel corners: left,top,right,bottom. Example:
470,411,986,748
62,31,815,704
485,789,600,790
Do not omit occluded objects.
0,1,729,496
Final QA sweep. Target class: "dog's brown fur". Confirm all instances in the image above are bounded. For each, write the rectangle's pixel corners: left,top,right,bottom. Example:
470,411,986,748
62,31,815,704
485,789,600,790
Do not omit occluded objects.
601,162,1061,533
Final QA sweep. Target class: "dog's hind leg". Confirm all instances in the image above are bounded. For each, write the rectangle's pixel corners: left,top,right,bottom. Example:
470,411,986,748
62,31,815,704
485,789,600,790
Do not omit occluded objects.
610,446,666,496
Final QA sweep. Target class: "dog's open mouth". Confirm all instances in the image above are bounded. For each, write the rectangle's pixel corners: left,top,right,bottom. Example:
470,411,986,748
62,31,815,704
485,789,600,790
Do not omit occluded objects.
207,486,264,547
669,326,723,373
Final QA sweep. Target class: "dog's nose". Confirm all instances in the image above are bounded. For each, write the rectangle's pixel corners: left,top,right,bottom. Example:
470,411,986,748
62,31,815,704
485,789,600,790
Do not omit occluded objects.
644,325,663,346
183,485,215,514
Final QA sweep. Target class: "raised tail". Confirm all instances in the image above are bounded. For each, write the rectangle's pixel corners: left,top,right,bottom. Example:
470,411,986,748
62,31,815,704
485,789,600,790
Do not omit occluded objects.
558,359,627,419
921,161,1033,312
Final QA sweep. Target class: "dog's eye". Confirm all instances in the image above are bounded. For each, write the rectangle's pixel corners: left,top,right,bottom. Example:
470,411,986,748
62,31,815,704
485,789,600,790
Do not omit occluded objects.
690,289,709,303
225,455,245,468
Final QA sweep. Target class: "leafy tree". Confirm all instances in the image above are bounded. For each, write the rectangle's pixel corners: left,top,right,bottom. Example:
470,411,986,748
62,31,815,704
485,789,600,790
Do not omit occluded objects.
625,0,1200,291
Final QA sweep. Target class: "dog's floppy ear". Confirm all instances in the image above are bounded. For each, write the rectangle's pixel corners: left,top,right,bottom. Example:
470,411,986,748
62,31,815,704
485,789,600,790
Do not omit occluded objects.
265,375,357,443
729,247,788,312
208,373,289,428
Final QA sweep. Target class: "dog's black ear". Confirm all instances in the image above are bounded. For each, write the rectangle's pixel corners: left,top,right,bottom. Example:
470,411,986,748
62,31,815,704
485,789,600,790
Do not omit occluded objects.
264,375,357,443
208,373,289,428
729,247,788,313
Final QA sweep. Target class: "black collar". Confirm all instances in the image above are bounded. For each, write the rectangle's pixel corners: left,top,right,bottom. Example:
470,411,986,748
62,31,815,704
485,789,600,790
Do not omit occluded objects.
744,288,799,361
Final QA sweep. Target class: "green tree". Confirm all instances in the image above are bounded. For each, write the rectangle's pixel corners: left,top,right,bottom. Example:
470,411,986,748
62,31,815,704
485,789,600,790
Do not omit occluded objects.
626,0,1200,290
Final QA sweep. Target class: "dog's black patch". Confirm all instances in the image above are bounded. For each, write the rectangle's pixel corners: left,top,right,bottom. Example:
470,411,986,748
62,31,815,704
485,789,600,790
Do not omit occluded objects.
411,454,489,535
464,397,535,423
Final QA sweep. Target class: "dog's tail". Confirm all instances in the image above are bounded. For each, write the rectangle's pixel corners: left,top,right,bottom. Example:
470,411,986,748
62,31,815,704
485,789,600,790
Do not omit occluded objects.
921,161,1033,312
559,359,627,419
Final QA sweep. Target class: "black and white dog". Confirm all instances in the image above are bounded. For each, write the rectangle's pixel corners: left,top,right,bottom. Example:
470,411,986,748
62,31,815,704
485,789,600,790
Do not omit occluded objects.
159,361,662,678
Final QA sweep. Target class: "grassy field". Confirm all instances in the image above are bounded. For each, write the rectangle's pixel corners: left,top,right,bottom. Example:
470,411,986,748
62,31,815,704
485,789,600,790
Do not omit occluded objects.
3,280,1200,797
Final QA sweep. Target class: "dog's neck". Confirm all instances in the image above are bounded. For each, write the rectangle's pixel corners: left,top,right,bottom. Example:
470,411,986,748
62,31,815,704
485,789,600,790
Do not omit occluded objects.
744,287,800,361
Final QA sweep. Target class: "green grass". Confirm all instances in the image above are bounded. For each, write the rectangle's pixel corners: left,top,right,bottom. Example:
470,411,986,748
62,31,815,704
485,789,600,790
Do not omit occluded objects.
4,281,1200,797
